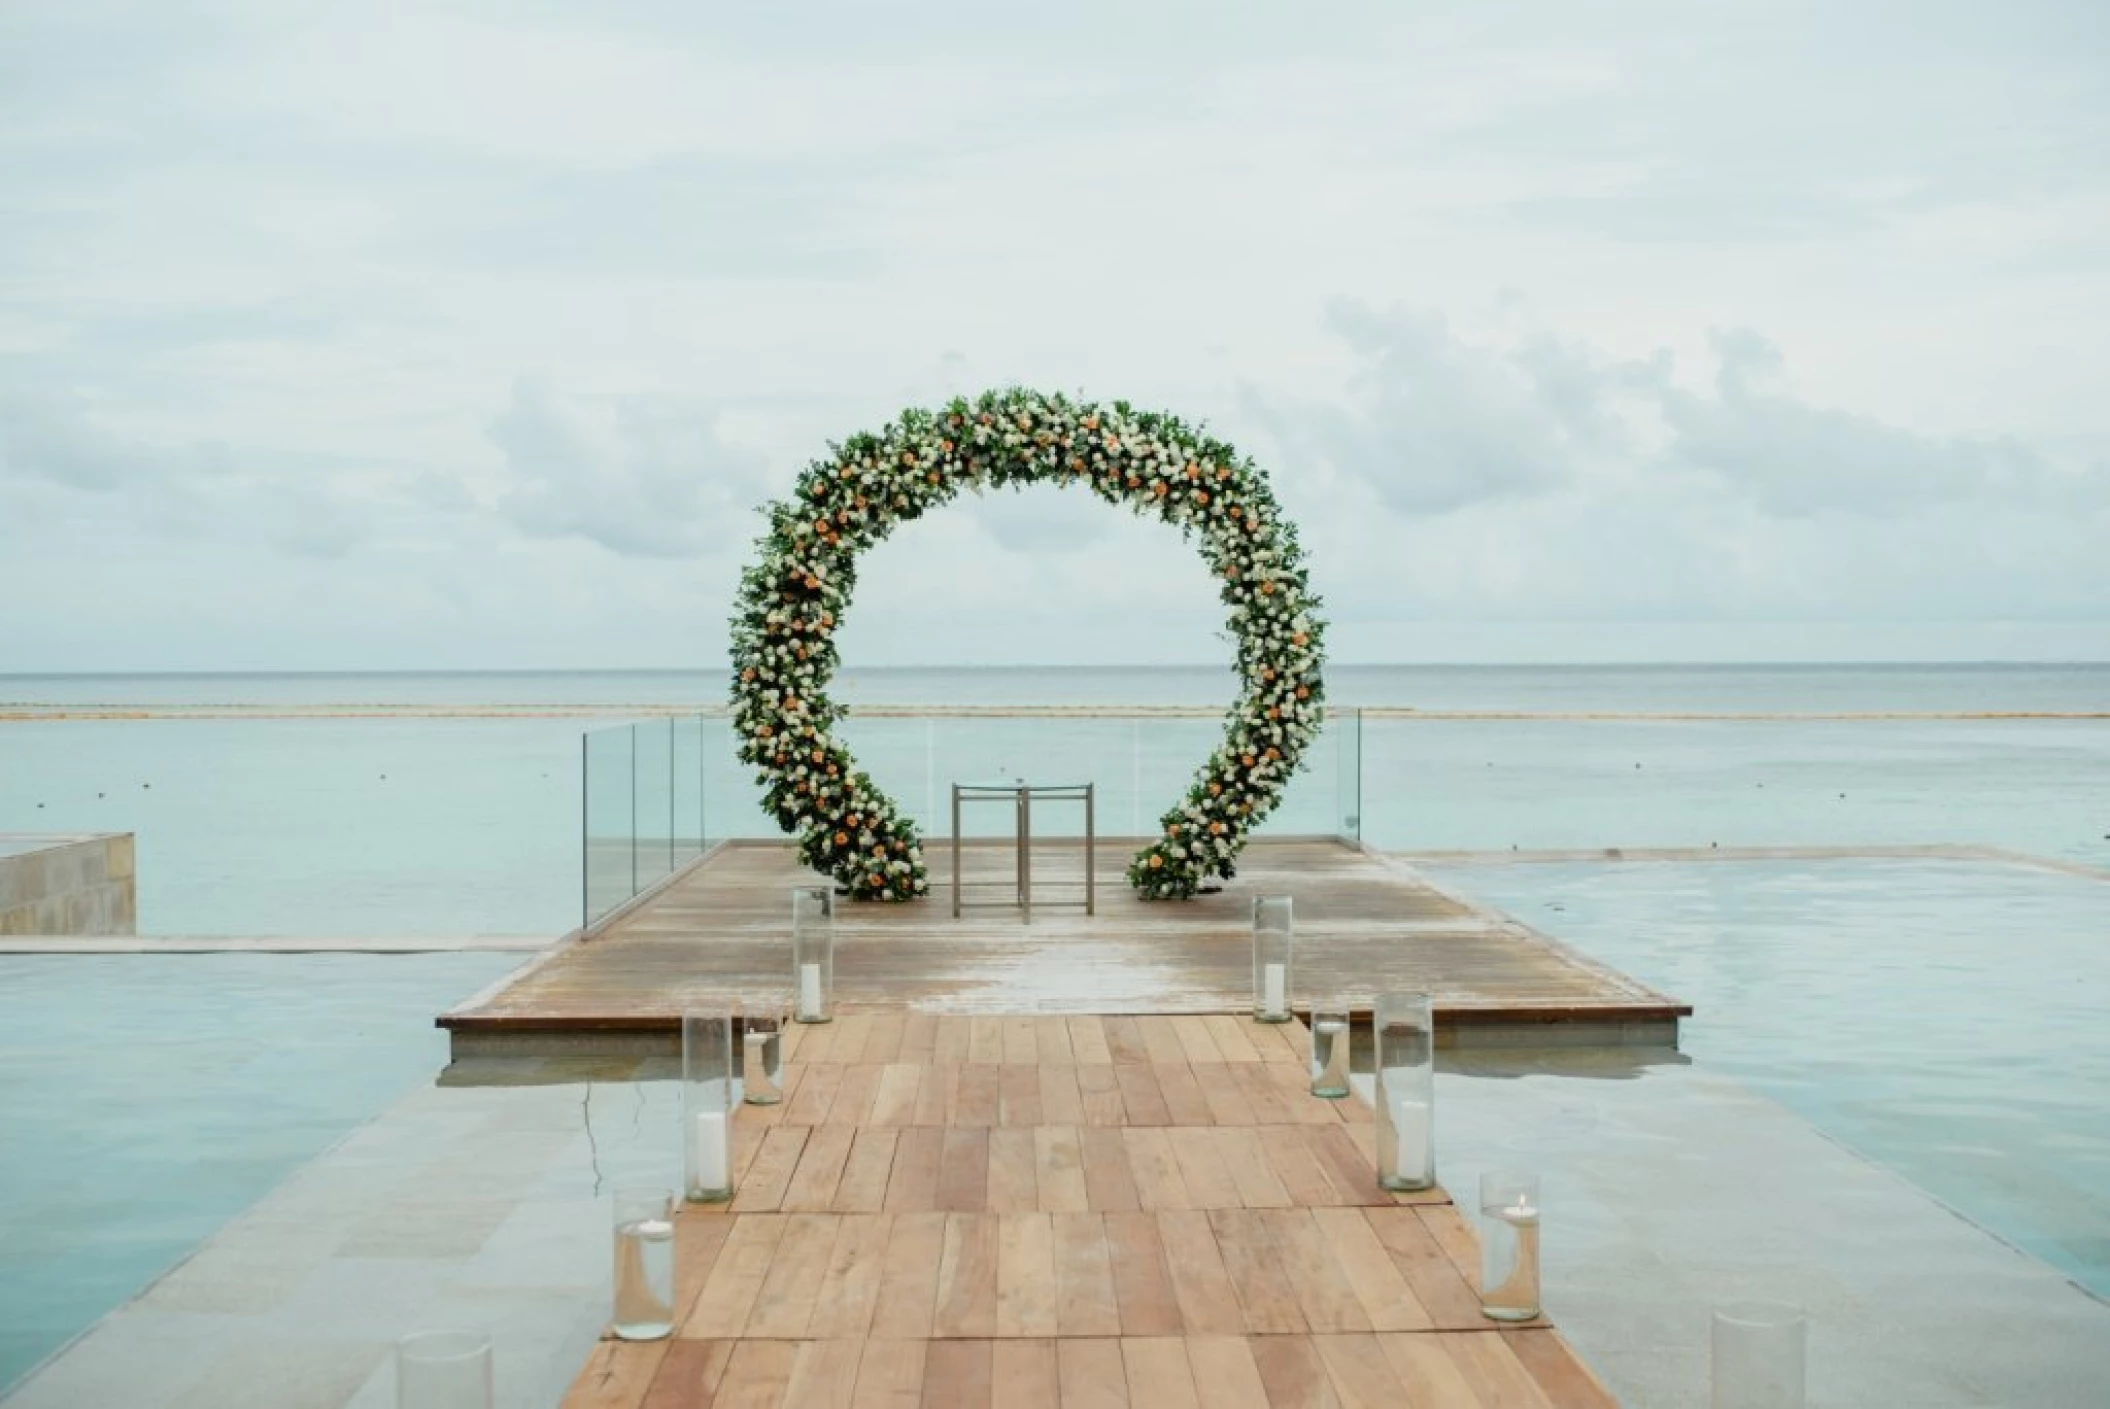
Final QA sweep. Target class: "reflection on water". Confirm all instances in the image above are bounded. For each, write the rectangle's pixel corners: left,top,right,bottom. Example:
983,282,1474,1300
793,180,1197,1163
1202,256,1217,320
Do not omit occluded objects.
1424,856,2110,1298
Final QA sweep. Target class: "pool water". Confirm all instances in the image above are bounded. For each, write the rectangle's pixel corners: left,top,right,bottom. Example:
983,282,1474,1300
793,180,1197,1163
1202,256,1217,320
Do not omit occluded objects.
1422,856,2110,1297
0,951,523,1394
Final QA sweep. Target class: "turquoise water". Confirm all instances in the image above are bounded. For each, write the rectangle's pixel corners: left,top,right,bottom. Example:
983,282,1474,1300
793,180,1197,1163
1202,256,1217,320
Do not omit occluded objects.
1,666,2106,934
1422,857,2110,1297
0,951,524,1393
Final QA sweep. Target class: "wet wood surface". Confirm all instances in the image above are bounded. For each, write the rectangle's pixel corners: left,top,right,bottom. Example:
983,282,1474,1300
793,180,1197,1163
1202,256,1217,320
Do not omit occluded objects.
447,840,1686,1040
558,1014,1618,1407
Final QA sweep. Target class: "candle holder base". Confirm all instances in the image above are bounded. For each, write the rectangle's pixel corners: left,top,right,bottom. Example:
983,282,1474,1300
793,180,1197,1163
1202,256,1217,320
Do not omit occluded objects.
684,1185,733,1205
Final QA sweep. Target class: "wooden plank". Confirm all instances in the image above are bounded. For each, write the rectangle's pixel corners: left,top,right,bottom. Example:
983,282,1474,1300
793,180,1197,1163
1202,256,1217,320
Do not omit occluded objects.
560,1341,666,1408
1051,1212,1122,1336
920,1339,993,1408
850,1339,927,1408
1034,1016,1076,1065
1066,1016,1113,1065
933,1212,1001,1339
864,1012,906,1063
1183,1336,1271,1409
912,1064,954,1128
870,1211,948,1338
1033,1126,1091,1213
935,1127,991,1213
968,1016,1005,1063
685,1215,789,1337
870,1064,922,1127
1197,1065,1256,1127
1154,1209,1246,1334
953,1063,1001,1127
985,1127,1039,1213
1139,1017,1188,1065
883,1126,944,1213
780,1125,855,1212
1164,1128,1244,1211
933,1015,972,1062
1203,1013,1264,1062
1500,1328,1620,1409
1077,1064,1127,1127
830,1014,874,1064
1444,1330,1559,1408
999,1063,1044,1127
1264,1126,1353,1208
1207,1207,1306,1333
1001,1015,1039,1063
1248,1335,1336,1409
898,1012,938,1062
671,1215,735,1325
1312,1333,1410,1408
1056,1338,1130,1409
783,1339,865,1408
1364,1206,1480,1328
1375,1332,1486,1407
1307,1123,1389,1206
808,1214,891,1338
1120,1128,1192,1210
1231,1062,1297,1124
1121,1337,1201,1409
1105,1209,1183,1336
1310,1205,1433,1332
995,1212,1060,1338
745,1212,839,1337
1260,1209,1374,1333
1112,1064,1171,1126
1149,1060,1215,1126
785,1062,843,1124
833,1129,900,1213
1416,1203,1486,1286
1079,1127,1141,1212
729,1126,809,1213
1217,1128,1294,1208
991,1339,1060,1409
828,1062,883,1126
1101,1016,1151,1066
1169,1015,1223,1064
1037,1063,1087,1126
639,1341,737,1409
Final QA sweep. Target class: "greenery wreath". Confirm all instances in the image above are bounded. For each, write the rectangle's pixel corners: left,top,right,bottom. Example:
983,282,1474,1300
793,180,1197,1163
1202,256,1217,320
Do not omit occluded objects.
729,387,1327,902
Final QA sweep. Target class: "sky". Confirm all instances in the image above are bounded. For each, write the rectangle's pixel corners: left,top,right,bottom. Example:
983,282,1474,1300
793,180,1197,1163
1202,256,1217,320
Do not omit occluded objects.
3,0,2107,670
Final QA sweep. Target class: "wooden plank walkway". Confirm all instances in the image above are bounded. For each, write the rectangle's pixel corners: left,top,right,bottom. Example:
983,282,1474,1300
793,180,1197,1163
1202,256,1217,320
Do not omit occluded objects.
560,1013,1616,1407
444,840,1687,1055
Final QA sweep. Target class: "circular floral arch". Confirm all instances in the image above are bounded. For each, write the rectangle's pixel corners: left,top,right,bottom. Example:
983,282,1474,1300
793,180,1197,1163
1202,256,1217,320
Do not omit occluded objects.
729,387,1327,901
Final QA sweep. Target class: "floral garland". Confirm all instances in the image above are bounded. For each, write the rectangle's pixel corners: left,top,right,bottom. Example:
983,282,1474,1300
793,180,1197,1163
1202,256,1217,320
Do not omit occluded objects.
728,388,1327,901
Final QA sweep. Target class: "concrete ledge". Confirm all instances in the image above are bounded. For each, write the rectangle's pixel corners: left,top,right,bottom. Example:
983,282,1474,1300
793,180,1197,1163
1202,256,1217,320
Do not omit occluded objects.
0,833,136,936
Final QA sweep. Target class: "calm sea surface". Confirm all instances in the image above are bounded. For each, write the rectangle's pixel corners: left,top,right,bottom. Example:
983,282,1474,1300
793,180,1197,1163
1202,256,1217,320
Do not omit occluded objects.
1,665,2104,934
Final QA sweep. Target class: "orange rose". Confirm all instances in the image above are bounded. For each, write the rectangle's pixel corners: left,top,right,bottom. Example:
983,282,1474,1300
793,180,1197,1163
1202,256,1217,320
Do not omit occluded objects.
1148,855,1163,869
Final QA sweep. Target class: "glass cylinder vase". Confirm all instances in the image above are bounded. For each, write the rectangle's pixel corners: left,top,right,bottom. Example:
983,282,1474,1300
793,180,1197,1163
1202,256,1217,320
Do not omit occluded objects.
1374,991,1435,1191
1252,895,1293,1022
1308,1006,1352,1099
681,1008,735,1203
1478,1170,1541,1321
792,885,833,1023
396,1330,492,1409
742,996,788,1106
611,1187,676,1341
1711,1301,1807,1409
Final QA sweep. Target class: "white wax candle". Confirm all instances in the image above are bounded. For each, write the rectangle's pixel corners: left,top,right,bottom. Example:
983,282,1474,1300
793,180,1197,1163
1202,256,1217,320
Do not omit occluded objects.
1263,962,1287,1014
798,962,823,1019
1390,1097,1431,1183
690,1110,729,1187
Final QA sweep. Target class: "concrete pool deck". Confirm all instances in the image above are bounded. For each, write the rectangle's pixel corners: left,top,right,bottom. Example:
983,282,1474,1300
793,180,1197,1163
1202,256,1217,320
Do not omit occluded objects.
9,1042,2108,1407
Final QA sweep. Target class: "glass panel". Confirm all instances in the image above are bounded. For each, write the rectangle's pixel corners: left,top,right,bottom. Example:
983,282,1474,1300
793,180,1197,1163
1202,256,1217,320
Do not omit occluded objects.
633,717,675,891
582,724,635,928
1336,708,1363,843
672,713,705,861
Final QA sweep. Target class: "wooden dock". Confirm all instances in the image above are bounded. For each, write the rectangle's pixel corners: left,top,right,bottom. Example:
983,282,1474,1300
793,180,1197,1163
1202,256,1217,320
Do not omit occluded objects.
560,1012,1616,1407
442,839,1687,1058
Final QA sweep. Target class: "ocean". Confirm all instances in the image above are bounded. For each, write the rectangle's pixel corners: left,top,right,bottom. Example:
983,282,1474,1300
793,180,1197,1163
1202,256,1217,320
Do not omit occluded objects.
2,664,2105,935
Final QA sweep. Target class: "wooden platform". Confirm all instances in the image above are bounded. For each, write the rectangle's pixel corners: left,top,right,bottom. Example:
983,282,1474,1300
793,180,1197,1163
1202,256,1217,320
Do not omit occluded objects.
443,839,1687,1058
560,1013,1615,1407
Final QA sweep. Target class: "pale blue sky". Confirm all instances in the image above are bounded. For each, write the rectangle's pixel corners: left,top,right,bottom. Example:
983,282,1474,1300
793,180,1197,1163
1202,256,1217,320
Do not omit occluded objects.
3,0,2107,668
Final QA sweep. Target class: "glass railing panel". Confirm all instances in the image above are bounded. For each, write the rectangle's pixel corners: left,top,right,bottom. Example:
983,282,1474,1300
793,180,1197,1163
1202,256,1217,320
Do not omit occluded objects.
673,713,706,860
582,723,636,928
633,717,675,891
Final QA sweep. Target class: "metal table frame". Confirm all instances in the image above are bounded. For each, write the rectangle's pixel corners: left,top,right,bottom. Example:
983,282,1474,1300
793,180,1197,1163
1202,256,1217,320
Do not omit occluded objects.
949,781,1095,923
